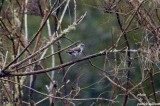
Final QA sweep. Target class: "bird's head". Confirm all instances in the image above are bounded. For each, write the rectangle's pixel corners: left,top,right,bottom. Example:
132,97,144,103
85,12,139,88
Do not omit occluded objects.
78,43,85,48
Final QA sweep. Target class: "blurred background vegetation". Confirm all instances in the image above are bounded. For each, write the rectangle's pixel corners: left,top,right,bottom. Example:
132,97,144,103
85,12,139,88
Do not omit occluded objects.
22,0,120,105
25,0,114,105
1,0,160,106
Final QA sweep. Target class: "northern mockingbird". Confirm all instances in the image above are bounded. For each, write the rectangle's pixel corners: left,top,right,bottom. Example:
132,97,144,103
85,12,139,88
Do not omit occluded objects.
66,43,85,56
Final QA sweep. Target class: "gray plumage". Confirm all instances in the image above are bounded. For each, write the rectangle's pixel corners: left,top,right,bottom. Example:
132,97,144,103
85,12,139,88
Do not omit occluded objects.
66,43,85,56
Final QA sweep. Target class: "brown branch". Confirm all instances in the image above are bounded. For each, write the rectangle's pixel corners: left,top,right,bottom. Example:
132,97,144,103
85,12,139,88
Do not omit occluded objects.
1,1,63,73
115,0,145,47
10,51,106,77
10,23,78,69
29,64,41,105
147,67,158,103
115,11,131,106
0,78,116,102
53,0,68,98
10,12,86,70
11,38,23,105
103,74,143,103
16,41,80,71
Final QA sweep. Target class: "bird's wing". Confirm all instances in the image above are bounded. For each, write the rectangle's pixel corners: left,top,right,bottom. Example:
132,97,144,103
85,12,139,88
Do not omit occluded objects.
72,47,81,52
66,48,74,53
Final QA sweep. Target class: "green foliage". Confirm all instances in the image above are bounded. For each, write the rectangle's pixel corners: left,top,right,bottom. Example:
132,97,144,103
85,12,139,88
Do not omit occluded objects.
1,0,160,105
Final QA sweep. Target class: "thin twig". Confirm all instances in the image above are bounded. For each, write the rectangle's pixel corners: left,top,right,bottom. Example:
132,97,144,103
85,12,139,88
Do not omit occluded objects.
1,0,65,73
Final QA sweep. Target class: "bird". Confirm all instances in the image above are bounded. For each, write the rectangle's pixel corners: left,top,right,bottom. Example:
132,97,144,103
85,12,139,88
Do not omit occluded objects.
66,43,85,56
